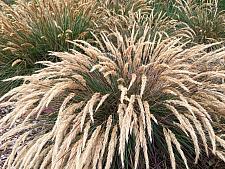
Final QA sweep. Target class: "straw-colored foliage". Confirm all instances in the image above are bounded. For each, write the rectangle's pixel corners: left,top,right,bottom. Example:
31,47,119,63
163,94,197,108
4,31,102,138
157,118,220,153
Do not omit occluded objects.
1,25,225,168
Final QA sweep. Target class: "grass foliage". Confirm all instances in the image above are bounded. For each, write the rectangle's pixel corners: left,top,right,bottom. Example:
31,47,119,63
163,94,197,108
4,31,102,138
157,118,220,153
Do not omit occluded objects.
174,0,225,44
1,0,225,169
0,0,101,94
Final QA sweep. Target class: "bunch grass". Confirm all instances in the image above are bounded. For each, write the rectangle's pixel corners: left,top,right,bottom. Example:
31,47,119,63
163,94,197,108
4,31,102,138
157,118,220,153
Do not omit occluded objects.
1,25,225,168
0,0,101,94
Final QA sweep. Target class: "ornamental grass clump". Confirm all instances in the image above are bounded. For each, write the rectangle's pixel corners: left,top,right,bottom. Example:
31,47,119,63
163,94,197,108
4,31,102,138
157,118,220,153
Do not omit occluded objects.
151,0,225,46
174,0,225,44
1,26,225,168
0,0,100,94
0,0,98,63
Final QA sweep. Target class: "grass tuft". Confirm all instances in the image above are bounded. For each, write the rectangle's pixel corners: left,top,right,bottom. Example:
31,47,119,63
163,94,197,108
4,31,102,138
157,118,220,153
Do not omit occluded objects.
1,26,225,168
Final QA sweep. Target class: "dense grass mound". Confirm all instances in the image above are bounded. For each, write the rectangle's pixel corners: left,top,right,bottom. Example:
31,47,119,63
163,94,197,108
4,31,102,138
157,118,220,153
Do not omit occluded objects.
1,26,225,168
0,0,101,94
152,0,225,44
